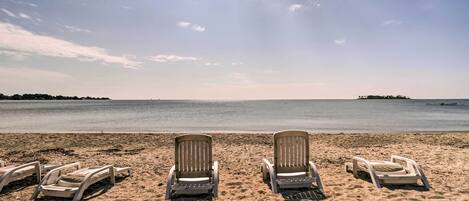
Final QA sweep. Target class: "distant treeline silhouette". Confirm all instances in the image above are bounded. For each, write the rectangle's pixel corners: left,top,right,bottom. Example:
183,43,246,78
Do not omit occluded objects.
0,93,110,100
358,95,410,99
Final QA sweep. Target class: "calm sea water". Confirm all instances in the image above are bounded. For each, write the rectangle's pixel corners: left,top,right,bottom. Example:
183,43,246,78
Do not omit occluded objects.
1,100,469,133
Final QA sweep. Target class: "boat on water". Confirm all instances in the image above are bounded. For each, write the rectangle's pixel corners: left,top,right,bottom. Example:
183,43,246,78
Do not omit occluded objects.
439,102,458,106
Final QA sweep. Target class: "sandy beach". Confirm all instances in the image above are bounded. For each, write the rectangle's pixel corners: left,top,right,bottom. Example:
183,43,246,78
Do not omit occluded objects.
0,132,468,201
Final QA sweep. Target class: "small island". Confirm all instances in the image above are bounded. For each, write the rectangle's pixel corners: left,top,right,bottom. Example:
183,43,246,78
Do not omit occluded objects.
0,93,110,100
358,95,410,99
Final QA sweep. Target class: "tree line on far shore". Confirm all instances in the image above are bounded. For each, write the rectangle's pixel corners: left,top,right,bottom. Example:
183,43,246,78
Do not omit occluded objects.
358,95,410,99
0,93,110,100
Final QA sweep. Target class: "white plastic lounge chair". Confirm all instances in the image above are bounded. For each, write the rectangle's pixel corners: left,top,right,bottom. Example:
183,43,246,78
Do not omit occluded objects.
261,130,324,193
345,155,431,189
165,134,219,200
0,160,58,192
31,162,131,201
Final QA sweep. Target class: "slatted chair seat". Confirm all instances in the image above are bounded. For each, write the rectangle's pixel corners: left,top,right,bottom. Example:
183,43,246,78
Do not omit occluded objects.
173,182,213,194
345,161,407,176
276,175,315,189
277,172,307,178
165,134,219,200
261,130,324,193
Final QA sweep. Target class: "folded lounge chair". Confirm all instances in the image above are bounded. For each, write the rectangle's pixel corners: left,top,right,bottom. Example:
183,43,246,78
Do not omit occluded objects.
261,130,324,193
345,155,430,189
31,162,131,201
0,160,58,192
165,134,219,200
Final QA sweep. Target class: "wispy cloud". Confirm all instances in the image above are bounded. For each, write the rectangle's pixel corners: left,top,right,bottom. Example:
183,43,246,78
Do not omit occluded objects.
64,25,92,33
382,19,402,26
177,21,206,32
334,39,346,45
1,8,16,18
204,62,220,66
288,4,303,12
9,1,38,7
288,1,321,13
231,62,244,66
146,54,200,62
191,24,205,32
0,22,140,69
18,13,31,20
177,21,191,27
1,9,37,22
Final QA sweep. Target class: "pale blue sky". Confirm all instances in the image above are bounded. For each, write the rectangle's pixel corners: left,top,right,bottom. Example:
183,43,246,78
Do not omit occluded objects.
0,0,468,99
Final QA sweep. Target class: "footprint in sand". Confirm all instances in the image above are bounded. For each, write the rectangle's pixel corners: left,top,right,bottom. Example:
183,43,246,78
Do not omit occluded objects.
226,181,243,186
386,194,399,198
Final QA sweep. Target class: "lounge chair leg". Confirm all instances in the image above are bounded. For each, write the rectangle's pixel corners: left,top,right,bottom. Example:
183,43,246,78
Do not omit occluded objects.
73,188,86,201
353,157,381,188
36,163,42,183
212,161,219,197
165,166,175,200
262,159,277,193
261,163,268,182
418,167,431,190
31,187,41,200
110,167,116,185
0,183,5,193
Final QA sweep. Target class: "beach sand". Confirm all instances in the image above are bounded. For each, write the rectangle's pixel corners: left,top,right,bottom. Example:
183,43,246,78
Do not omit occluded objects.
0,132,468,200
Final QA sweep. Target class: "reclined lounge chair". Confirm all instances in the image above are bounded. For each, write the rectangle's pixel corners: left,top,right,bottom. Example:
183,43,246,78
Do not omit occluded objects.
345,155,430,189
0,160,58,192
261,130,324,193
31,162,131,200
165,134,219,200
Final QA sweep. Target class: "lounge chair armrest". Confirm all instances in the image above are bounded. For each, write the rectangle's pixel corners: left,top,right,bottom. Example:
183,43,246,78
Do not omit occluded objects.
6,161,40,175
73,165,114,201
80,165,114,186
262,158,278,193
352,156,375,171
41,162,81,185
165,165,176,200
391,155,416,165
308,161,324,192
308,161,319,177
212,161,219,197
31,162,81,200
353,156,381,188
391,155,431,189
262,158,274,168
3,161,41,182
391,155,419,174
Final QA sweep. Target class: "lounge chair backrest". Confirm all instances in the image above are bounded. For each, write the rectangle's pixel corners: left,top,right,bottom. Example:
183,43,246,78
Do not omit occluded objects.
175,134,212,178
274,131,309,173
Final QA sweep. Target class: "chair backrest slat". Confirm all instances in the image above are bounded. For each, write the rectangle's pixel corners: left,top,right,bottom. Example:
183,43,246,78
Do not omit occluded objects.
274,131,309,173
175,134,212,178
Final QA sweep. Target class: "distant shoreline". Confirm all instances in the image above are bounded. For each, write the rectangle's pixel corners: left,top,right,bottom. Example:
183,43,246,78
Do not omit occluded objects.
358,95,410,99
0,93,110,100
